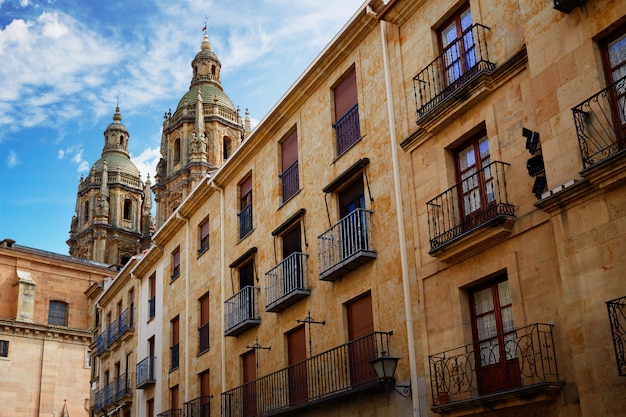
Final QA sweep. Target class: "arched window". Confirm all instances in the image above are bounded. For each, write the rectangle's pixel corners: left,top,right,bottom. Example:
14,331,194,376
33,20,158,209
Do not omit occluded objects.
174,138,181,164
84,201,90,223
48,300,68,326
119,134,124,145
211,65,216,76
223,136,231,160
123,199,132,221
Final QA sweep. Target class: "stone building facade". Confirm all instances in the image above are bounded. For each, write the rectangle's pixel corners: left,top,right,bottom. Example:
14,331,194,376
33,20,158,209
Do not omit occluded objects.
87,1,626,417
68,106,154,267
0,238,114,417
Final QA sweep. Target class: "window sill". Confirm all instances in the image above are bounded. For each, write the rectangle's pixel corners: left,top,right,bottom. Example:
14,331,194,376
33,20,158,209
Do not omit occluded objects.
333,135,364,164
197,348,210,357
197,247,209,258
279,189,302,208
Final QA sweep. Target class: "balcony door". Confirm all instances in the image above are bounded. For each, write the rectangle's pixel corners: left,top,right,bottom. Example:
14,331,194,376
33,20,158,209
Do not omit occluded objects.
470,278,520,395
287,325,308,404
456,135,494,228
240,261,255,320
601,26,626,142
242,350,256,417
282,224,302,295
439,4,476,87
338,178,366,258
347,292,376,387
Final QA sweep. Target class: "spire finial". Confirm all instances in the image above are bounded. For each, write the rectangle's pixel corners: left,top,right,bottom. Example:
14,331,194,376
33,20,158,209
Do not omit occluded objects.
202,15,209,34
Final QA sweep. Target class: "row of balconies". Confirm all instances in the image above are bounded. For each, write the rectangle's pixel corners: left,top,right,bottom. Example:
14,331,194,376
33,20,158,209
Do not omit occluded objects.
92,372,133,414
225,208,375,337
156,396,211,417
93,307,134,356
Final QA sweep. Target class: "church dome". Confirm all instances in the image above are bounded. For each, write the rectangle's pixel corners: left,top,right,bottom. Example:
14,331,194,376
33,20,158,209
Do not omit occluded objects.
176,84,235,111
92,153,141,178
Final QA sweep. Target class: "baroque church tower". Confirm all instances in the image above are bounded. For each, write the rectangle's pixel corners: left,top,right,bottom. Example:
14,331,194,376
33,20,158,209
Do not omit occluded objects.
68,107,154,266
153,33,249,227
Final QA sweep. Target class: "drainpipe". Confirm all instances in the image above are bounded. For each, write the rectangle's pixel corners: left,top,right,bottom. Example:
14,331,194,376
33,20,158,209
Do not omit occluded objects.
376,13,421,417
210,179,226,395
176,211,191,402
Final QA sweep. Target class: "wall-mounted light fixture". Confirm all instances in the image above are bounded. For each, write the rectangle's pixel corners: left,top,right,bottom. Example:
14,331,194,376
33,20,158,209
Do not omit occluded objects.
523,127,547,199
370,356,411,398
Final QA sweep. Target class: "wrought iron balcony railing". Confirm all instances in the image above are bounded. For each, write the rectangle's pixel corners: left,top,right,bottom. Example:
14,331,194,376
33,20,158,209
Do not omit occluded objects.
413,23,495,121
280,160,299,203
136,356,156,389
116,372,133,401
95,332,106,356
265,252,310,313
572,74,626,169
606,296,626,376
333,103,361,156
93,388,104,413
318,208,376,281
103,380,116,408
157,409,182,417
221,331,392,417
238,203,253,239
118,307,134,337
199,322,210,353
185,396,211,417
224,286,260,337
429,323,561,406
106,319,119,348
426,161,514,251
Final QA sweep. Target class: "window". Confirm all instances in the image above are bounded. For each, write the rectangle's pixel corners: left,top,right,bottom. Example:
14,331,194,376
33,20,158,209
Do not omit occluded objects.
333,67,360,156
455,133,493,222
438,4,476,86
123,199,132,221
0,340,8,357
148,273,156,320
469,277,520,394
224,136,233,160
173,138,181,164
601,24,626,137
199,218,210,255
199,293,210,353
48,300,68,326
280,130,299,203
171,316,180,370
84,201,90,223
239,175,253,238
239,261,256,319
171,247,181,280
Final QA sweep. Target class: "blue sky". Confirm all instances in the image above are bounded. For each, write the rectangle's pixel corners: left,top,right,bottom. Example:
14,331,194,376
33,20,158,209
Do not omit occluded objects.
0,0,364,255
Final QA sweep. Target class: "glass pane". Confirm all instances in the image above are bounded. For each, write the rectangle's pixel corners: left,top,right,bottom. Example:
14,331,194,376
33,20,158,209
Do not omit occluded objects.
473,288,494,315
501,306,515,333
460,8,472,32
479,339,499,365
497,281,511,305
459,145,476,173
442,21,458,48
477,313,497,340
608,33,626,68
478,137,490,160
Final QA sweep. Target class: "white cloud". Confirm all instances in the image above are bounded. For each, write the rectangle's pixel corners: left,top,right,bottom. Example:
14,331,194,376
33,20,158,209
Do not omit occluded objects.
131,146,161,183
56,144,89,172
7,150,19,168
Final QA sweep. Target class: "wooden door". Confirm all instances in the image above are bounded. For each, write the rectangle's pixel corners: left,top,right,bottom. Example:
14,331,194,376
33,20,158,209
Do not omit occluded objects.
242,350,256,417
346,293,376,387
470,279,521,395
287,326,308,404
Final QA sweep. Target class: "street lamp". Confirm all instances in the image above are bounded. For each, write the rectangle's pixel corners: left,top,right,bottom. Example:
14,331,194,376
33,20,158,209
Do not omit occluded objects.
370,356,411,398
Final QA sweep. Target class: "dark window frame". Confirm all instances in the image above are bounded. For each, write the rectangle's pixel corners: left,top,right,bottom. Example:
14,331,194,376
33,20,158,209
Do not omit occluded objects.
48,300,68,326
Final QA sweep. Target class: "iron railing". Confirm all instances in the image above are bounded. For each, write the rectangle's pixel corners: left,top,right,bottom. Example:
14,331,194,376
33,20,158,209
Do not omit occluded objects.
280,160,299,203
95,332,106,356
199,322,210,353
413,23,495,121
103,380,116,408
171,343,180,370
118,307,134,336
157,409,182,417
429,323,560,406
318,208,375,279
572,74,626,169
106,319,119,348
224,286,260,335
136,356,156,388
333,103,361,156
221,331,392,417
238,203,253,238
265,252,310,312
426,161,514,251
116,372,133,400
185,396,211,417
606,296,626,376
93,388,104,413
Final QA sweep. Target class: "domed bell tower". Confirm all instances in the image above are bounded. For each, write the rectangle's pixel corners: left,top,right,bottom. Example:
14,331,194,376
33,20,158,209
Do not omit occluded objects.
68,107,155,267
153,33,250,228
